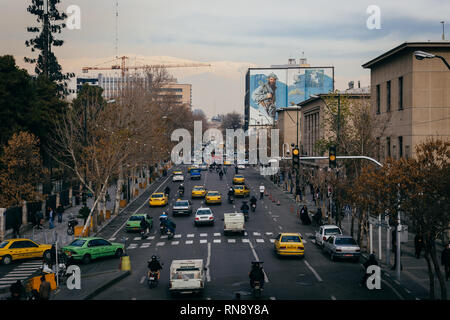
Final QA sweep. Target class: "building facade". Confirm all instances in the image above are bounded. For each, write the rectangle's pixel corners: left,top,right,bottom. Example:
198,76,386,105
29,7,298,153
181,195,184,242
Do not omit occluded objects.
362,42,450,160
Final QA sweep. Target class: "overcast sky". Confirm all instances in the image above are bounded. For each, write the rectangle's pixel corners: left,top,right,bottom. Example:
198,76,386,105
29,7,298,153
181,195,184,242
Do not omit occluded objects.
1,0,449,117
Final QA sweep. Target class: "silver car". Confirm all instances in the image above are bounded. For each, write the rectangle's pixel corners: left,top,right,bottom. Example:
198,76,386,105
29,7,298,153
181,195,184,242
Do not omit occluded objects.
194,207,214,226
172,200,192,216
322,235,361,262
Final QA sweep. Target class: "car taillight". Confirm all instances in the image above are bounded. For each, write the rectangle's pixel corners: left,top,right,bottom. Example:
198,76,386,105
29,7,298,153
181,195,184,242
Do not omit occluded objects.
323,236,327,241
195,217,199,221
209,217,213,220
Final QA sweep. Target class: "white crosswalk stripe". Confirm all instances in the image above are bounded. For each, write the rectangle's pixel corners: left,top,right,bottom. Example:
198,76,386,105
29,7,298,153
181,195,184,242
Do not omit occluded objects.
256,239,264,243
266,232,273,236
171,241,180,245
227,239,236,243
109,238,116,241
213,239,221,243
156,242,165,246
160,235,168,239
140,243,151,248
187,234,195,238
214,233,221,236
186,240,194,244
127,244,138,249
270,239,275,243
200,233,208,237
242,239,250,243
200,240,208,244
147,236,155,240
253,232,261,236
174,234,181,238
134,237,141,241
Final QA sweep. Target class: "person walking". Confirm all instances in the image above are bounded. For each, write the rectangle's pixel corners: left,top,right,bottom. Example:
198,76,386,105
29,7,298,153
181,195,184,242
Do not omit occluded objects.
441,242,450,281
295,185,302,203
414,232,424,259
300,205,311,225
39,276,51,300
35,210,43,229
48,207,54,229
56,204,64,223
290,180,294,194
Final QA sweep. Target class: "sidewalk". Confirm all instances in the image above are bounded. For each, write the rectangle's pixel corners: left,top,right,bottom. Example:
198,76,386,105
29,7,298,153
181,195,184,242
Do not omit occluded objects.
260,168,449,300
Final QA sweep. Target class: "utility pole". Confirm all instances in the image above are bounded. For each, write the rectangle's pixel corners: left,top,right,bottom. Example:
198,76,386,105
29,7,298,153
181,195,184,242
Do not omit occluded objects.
42,0,49,78
442,21,445,40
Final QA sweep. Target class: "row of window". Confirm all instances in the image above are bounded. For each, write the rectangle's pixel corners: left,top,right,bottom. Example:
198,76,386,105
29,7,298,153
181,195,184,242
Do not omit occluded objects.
376,76,403,114
376,136,405,158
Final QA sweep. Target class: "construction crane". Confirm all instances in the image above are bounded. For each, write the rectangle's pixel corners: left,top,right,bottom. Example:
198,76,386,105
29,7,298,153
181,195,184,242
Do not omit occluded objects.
82,56,211,78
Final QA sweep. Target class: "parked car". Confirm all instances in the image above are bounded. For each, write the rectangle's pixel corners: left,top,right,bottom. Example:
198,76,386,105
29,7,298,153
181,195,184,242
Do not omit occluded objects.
172,199,193,216
273,233,305,258
0,239,51,265
125,213,153,232
315,225,343,247
194,207,214,226
62,237,124,264
322,235,361,262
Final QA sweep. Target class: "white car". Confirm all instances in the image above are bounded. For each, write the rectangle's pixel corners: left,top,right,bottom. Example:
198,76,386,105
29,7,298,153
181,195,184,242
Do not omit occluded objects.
194,207,214,226
315,225,343,247
172,174,184,182
199,164,207,171
237,164,245,170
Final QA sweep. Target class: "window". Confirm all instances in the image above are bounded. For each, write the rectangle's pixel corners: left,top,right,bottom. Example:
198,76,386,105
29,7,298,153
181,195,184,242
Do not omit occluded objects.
69,239,86,247
0,241,9,248
398,77,403,110
376,84,380,114
21,241,38,248
387,137,391,157
398,136,403,158
324,228,342,235
96,240,111,246
280,235,301,243
9,241,25,249
335,238,357,245
386,80,391,112
376,137,380,160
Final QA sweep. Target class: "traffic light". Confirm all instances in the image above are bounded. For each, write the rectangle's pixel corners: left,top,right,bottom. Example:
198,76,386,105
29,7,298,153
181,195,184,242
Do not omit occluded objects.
329,145,337,168
292,146,300,168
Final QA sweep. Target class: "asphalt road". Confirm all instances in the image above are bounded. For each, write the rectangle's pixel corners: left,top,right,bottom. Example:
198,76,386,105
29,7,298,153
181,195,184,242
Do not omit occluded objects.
67,165,403,300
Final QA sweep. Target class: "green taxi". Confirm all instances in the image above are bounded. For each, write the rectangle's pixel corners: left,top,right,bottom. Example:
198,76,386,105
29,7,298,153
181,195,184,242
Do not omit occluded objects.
125,213,153,232
62,237,125,264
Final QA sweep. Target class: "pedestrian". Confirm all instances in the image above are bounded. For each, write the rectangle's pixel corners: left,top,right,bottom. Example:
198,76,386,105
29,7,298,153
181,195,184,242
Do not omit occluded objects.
441,242,450,281
9,280,24,300
12,218,21,239
295,185,302,202
35,210,43,229
414,232,424,259
313,207,323,226
300,205,311,225
48,207,54,229
39,275,51,300
259,184,265,200
56,204,64,223
49,244,57,270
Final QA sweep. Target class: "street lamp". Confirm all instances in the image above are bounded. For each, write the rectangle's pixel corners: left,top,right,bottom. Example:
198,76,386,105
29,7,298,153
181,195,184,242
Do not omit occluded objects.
414,50,450,70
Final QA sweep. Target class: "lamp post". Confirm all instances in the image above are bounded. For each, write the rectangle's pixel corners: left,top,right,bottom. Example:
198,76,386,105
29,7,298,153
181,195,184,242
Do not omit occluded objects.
414,50,450,70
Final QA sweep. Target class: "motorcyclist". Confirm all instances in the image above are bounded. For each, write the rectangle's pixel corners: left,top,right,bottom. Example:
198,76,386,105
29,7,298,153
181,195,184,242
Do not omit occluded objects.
219,170,224,180
178,184,185,196
148,255,163,279
259,184,265,199
249,262,265,289
235,166,239,174
360,254,378,287
165,218,176,235
164,186,170,196
140,218,150,235
250,195,257,206
159,212,168,231
241,201,249,214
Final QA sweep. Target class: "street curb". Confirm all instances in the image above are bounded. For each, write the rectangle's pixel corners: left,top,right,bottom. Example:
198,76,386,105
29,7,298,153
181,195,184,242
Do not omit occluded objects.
83,270,131,300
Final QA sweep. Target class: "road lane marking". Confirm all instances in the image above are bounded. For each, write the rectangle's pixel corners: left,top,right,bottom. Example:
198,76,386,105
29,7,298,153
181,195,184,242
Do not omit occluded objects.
266,232,273,236
140,243,151,248
228,239,236,243
213,239,221,243
160,235,168,239
200,240,208,244
269,239,275,243
247,240,269,283
187,234,195,238
140,276,145,284
206,243,211,282
253,232,261,236
110,174,172,238
256,239,264,243
147,236,155,240
200,233,208,237
214,233,220,236
171,241,179,245
156,242,165,246
186,240,194,244
108,238,116,241
174,234,181,238
133,237,141,241
127,244,137,249
304,260,323,282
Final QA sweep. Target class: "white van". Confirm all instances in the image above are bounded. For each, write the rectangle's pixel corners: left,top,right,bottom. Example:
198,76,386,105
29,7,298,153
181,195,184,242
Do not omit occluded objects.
169,259,206,296
223,212,245,235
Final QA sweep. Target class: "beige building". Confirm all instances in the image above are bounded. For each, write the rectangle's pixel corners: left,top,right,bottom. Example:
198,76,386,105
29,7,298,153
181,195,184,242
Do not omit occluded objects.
276,107,302,155
362,42,450,160
158,83,192,107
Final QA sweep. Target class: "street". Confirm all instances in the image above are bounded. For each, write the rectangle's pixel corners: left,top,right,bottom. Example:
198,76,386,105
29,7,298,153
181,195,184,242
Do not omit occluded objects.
44,164,402,300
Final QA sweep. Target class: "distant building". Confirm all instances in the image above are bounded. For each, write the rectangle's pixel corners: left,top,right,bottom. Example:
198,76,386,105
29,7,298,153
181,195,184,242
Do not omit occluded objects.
362,41,450,160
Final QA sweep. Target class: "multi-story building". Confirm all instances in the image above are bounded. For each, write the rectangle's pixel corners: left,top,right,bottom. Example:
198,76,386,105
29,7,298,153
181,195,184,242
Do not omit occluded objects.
362,41,450,160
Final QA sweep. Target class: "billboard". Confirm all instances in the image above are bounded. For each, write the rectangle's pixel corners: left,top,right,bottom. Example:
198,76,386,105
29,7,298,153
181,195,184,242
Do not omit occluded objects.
245,67,334,128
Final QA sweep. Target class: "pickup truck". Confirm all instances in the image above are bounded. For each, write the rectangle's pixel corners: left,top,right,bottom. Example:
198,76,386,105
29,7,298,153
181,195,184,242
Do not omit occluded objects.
169,259,206,296
223,212,245,235
190,169,201,180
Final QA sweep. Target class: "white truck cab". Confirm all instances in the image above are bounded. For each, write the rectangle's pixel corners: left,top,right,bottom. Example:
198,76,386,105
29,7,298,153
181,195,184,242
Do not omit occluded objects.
223,212,245,235
169,259,206,296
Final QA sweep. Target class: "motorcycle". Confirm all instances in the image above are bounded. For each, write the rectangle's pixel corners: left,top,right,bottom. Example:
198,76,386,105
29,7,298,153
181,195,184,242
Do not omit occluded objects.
252,280,262,298
228,195,234,204
140,228,149,239
179,189,184,197
67,218,78,235
243,210,249,221
148,271,160,288
167,228,174,240
251,203,256,212
160,224,167,235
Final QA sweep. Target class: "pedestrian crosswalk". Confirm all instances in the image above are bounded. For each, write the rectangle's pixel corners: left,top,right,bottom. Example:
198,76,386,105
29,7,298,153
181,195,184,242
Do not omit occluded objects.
116,231,306,250
0,261,43,289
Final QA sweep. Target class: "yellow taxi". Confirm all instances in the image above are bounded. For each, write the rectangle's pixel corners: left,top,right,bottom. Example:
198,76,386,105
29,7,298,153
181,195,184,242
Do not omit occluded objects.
205,191,222,204
233,175,245,184
274,233,305,258
188,166,199,173
0,239,52,265
233,185,250,197
173,170,183,175
149,192,168,207
224,160,231,166
191,185,207,198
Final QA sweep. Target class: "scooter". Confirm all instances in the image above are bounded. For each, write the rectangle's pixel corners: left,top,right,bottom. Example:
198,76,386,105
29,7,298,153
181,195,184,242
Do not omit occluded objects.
243,210,249,221
67,218,78,236
252,280,262,298
179,189,184,197
160,224,167,235
228,195,234,204
140,228,149,239
167,228,174,240
148,271,160,288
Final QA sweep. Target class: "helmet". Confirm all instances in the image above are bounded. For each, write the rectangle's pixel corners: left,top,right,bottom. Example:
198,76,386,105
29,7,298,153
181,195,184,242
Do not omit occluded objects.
151,255,157,260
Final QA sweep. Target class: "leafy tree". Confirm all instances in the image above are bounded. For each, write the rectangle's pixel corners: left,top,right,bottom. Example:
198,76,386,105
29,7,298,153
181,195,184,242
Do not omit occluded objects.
220,112,243,132
0,132,46,207
25,0,73,95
